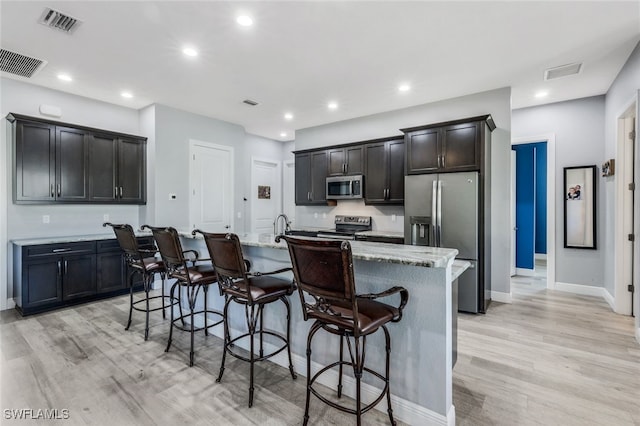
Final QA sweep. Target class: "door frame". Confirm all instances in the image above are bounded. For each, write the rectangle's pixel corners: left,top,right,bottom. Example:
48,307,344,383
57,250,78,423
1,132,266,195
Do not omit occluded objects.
614,95,638,316
250,156,282,233
188,139,234,232
512,134,556,289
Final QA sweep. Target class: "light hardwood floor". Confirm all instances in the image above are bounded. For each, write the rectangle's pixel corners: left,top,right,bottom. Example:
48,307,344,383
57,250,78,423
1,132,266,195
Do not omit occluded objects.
1,270,639,425
455,264,640,426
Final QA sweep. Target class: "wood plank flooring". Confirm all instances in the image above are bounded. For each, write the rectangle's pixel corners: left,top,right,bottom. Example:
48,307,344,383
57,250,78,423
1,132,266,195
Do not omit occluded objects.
454,267,640,426
2,268,638,425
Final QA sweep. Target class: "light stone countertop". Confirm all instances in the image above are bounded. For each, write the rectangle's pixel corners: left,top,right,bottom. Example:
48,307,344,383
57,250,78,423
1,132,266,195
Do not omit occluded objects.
183,232,457,268
354,230,405,239
11,231,152,246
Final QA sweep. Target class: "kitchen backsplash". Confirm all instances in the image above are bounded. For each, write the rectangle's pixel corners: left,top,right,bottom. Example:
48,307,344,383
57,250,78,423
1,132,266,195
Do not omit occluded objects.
295,200,404,232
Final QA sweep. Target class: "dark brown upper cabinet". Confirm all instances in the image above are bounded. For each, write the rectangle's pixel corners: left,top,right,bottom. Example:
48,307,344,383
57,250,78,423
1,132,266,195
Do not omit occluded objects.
364,137,404,205
402,115,495,175
327,145,363,176
295,150,328,205
8,113,147,204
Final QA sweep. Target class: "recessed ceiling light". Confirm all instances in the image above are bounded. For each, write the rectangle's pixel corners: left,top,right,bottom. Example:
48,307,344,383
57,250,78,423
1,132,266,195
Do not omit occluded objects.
121,91,133,99
284,113,293,120
57,73,72,82
535,91,548,98
280,132,287,137
236,15,253,26
182,46,198,57
328,102,338,110
398,84,411,92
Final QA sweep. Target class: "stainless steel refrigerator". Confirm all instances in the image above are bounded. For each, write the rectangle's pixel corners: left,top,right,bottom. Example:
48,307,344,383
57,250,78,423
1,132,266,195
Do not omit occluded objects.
404,172,489,313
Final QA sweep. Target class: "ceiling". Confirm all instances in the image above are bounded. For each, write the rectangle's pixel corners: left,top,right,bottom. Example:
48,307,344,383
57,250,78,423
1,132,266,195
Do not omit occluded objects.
1,1,639,141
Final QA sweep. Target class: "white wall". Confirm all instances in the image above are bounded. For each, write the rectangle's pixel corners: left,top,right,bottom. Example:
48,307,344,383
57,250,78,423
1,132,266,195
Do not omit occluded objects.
603,41,640,330
294,87,512,295
1,78,143,307
512,96,606,288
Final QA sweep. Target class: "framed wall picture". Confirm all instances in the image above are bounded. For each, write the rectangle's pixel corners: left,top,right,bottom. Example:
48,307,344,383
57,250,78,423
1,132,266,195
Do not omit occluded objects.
564,165,597,249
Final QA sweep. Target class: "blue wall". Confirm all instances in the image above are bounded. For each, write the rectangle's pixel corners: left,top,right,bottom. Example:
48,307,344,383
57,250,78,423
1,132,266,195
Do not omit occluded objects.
534,143,547,254
513,142,547,269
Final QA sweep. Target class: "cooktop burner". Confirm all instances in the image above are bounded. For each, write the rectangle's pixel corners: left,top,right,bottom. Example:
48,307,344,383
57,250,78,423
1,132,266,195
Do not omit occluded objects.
317,215,372,240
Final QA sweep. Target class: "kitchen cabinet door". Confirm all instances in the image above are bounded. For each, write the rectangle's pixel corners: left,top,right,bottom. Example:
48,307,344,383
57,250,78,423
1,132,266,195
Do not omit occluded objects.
406,128,440,174
62,254,97,300
295,153,312,205
89,134,118,202
310,150,328,204
387,139,405,203
441,121,480,172
364,138,404,205
14,120,56,202
56,126,89,201
117,138,146,204
96,251,126,293
327,146,363,176
364,142,387,203
23,258,62,308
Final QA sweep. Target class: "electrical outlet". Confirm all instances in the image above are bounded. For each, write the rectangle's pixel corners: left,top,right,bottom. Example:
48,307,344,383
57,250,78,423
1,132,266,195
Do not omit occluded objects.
322,213,327,219
314,213,318,219
103,214,110,222
237,212,242,218
391,214,396,222
42,215,50,224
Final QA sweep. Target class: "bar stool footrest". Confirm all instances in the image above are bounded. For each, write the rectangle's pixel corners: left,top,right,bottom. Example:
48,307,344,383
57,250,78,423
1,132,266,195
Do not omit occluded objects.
224,330,289,363
170,309,224,333
131,295,179,313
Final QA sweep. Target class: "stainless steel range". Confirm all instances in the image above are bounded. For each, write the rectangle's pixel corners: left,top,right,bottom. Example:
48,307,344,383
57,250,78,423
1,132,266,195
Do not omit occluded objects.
317,215,372,240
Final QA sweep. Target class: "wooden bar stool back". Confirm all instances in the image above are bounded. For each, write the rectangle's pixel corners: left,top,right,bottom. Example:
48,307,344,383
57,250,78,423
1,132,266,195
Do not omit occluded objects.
279,236,408,426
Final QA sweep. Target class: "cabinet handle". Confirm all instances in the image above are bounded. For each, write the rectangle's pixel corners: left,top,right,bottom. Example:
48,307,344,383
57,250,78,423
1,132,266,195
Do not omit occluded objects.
52,248,70,253
442,155,445,168
437,155,441,168
57,260,62,277
119,187,123,198
64,260,68,275
343,163,347,174
114,186,118,198
51,184,54,198
308,191,311,201
57,184,61,197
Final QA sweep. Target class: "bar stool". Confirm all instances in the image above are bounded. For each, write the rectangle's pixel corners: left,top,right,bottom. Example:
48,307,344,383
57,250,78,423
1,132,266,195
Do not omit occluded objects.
142,225,224,367
279,236,408,426
103,222,175,341
193,230,297,407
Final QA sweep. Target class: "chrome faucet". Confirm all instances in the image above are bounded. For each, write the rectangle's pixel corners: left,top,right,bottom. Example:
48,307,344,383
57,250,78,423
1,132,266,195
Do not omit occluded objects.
273,213,291,236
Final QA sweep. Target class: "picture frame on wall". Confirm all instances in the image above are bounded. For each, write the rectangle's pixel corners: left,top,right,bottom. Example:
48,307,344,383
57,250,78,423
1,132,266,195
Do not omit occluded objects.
563,165,597,249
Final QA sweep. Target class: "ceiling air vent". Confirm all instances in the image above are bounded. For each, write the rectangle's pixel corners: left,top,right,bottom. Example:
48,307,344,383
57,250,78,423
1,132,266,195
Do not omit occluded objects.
0,49,47,78
544,63,582,81
38,7,81,33
243,99,259,106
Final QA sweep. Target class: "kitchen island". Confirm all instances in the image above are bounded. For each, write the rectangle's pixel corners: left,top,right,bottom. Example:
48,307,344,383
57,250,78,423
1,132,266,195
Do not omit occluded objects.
180,232,465,426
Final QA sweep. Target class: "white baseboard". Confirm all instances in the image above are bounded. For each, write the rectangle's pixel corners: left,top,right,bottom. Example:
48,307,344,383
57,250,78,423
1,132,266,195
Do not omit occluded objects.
3,298,16,311
602,289,615,311
554,282,607,298
636,327,640,345
515,267,535,277
491,291,512,304
534,253,547,260
187,313,450,425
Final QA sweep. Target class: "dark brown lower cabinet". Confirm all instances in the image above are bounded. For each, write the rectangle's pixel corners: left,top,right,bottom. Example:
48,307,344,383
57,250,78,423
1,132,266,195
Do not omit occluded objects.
13,237,150,316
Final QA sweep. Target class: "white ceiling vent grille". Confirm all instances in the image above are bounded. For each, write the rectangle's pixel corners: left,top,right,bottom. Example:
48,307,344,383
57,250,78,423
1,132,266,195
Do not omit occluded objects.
0,49,47,78
38,7,81,33
544,63,582,80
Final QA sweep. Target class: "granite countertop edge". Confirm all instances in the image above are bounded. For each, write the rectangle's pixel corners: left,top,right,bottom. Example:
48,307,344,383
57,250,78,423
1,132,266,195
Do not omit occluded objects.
11,231,152,246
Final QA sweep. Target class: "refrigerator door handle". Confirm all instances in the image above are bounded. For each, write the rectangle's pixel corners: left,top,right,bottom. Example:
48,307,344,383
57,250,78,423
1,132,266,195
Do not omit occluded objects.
437,180,443,247
432,180,438,246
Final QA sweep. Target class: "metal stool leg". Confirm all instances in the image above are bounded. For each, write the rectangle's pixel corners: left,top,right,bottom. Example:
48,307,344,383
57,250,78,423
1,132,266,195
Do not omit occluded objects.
304,322,322,426
144,273,151,341
165,282,179,353
216,297,232,383
383,325,396,426
125,269,135,331
282,296,297,379
248,304,256,407
338,333,344,397
161,272,167,319
203,284,209,336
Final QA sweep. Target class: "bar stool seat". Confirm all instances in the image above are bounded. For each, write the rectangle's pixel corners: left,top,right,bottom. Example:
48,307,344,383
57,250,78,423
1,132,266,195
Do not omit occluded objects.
103,222,178,341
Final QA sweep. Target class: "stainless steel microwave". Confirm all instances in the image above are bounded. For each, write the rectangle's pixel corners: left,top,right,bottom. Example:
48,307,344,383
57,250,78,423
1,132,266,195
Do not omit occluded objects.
326,175,364,200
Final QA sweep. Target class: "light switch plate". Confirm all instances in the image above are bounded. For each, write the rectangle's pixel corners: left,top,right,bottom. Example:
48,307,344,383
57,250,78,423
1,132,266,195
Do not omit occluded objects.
103,214,110,222
42,215,50,224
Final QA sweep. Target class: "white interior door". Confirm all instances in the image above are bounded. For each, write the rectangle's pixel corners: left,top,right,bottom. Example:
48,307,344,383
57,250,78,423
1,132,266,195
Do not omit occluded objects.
251,157,281,234
189,140,234,232
283,160,295,227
